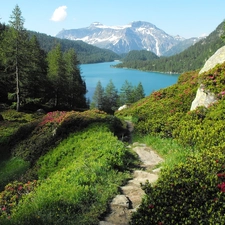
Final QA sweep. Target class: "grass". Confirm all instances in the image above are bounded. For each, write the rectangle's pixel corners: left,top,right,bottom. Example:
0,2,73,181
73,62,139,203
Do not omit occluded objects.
0,157,30,190
1,123,133,224
133,133,195,169
0,110,41,145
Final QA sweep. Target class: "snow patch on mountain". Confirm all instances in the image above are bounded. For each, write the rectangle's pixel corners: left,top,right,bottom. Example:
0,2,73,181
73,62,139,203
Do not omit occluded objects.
56,21,202,56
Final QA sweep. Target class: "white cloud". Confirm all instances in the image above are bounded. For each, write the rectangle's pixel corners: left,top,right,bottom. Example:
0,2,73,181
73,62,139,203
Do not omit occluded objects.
51,6,67,22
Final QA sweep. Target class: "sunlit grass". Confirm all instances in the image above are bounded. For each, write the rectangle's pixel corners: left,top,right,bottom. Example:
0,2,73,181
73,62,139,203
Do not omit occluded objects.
133,134,195,169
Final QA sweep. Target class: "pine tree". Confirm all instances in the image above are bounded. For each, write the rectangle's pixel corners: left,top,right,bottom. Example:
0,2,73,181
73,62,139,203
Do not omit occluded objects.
103,79,118,114
64,49,87,108
47,44,67,107
91,80,104,110
0,5,29,111
22,35,48,102
133,82,145,102
119,80,134,105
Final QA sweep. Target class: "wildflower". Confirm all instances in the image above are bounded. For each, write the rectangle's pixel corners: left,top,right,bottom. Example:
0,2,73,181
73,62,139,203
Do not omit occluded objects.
217,182,225,192
148,204,154,209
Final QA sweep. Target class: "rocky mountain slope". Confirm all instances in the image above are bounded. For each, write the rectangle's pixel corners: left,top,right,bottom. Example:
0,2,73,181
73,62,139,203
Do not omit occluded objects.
56,21,202,56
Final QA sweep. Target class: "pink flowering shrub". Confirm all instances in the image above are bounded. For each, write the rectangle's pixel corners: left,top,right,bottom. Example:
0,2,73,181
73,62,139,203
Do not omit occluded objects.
131,149,225,224
0,180,38,219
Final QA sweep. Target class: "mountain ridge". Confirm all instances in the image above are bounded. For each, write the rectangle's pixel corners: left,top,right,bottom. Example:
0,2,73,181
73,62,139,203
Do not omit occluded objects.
56,21,203,56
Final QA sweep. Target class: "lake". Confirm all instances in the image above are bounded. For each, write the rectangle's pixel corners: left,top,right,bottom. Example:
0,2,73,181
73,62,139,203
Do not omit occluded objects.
81,61,180,100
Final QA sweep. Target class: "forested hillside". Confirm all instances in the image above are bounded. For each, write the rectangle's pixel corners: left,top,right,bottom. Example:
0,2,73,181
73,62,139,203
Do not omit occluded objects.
28,31,120,64
0,6,88,112
116,21,225,73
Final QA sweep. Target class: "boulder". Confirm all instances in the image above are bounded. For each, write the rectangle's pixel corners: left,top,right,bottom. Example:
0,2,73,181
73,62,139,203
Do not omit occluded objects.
199,46,225,74
118,104,128,111
190,84,217,111
36,108,46,115
191,45,225,111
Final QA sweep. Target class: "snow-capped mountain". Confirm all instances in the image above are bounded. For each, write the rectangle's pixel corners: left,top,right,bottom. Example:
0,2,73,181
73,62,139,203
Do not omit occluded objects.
56,21,201,56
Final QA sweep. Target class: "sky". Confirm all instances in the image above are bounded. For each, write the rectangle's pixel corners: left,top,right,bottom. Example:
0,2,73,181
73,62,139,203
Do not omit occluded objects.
0,0,225,38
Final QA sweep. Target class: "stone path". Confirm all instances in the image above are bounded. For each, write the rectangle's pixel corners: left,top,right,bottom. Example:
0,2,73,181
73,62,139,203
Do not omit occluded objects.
99,142,164,225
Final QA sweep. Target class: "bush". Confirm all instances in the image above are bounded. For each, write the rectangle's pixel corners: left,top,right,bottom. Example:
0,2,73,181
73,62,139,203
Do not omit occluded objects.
4,123,133,225
131,148,225,224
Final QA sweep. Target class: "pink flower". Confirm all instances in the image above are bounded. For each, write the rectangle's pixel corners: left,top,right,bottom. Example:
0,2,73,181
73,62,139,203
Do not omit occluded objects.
218,182,225,192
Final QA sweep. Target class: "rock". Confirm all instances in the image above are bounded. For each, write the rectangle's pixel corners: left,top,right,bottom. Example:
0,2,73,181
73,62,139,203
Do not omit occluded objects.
132,146,164,167
190,84,217,111
111,195,130,208
199,46,225,74
118,105,128,111
100,142,163,225
36,108,45,115
0,114,3,121
191,46,225,111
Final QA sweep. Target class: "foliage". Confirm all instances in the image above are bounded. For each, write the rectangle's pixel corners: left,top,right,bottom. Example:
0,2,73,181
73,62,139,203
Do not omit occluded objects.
0,180,38,220
0,158,30,191
116,70,199,138
91,80,145,113
28,31,120,64
1,124,133,225
122,50,159,62
9,109,125,167
90,80,104,110
0,5,29,111
116,50,225,224
131,149,225,224
0,6,88,111
134,134,193,169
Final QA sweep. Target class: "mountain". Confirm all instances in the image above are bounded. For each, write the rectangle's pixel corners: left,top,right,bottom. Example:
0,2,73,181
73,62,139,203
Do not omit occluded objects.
28,31,120,64
116,21,225,73
56,21,201,56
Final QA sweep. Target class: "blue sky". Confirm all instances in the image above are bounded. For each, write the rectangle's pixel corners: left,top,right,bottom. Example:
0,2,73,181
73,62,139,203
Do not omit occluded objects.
1,0,225,38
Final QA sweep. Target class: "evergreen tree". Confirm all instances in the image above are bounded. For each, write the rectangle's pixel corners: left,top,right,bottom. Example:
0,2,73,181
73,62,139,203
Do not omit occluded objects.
47,44,67,107
64,49,87,108
0,22,8,103
22,35,48,102
133,82,145,102
103,79,118,114
0,5,29,111
119,80,134,105
91,80,104,110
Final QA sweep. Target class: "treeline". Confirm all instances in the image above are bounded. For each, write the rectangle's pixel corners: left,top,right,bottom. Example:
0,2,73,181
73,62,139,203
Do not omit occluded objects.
0,5,87,111
116,21,225,73
91,80,145,114
28,31,120,64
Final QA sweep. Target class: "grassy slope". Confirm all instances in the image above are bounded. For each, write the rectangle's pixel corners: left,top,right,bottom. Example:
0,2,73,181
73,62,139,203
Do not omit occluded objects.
0,109,137,224
116,61,225,224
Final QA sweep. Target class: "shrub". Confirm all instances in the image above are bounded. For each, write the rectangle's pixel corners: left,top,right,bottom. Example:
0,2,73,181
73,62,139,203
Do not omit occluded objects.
0,158,30,191
5,123,133,225
131,148,225,224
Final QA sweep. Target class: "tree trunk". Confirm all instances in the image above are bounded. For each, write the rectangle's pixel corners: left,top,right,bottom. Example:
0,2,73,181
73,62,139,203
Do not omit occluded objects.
16,64,20,112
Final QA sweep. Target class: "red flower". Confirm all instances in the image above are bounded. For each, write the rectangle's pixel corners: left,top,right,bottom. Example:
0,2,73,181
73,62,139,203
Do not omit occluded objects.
148,204,154,209
17,185,23,191
218,182,225,192
2,206,6,211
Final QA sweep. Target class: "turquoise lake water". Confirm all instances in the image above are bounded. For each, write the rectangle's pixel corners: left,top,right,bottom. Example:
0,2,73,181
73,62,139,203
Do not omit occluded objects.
80,61,180,100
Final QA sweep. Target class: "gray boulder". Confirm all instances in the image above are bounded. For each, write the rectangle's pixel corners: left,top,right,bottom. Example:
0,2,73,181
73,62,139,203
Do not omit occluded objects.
191,45,225,111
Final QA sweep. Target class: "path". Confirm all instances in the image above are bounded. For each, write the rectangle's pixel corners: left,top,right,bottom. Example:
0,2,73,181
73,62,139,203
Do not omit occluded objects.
99,141,164,225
